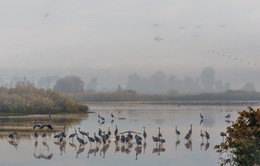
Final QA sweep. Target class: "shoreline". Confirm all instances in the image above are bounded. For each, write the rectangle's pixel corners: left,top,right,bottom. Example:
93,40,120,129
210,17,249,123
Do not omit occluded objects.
84,100,260,106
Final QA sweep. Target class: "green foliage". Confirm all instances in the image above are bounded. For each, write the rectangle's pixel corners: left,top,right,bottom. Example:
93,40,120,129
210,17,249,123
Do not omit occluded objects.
0,83,88,114
214,107,260,166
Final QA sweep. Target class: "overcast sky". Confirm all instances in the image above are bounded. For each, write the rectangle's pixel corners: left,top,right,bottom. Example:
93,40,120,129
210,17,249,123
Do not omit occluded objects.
0,0,260,90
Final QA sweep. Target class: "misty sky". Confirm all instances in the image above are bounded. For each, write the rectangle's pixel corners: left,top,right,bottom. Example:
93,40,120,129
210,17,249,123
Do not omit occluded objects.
1,0,260,90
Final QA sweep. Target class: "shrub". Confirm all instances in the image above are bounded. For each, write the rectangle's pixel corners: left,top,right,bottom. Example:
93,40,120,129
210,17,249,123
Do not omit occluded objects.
214,107,260,166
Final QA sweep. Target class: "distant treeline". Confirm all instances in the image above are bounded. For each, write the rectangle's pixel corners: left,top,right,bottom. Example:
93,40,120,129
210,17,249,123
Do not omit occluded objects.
74,89,260,103
0,82,88,115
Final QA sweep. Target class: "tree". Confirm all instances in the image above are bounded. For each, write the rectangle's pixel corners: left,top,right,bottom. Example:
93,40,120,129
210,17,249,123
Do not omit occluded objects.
149,70,167,94
200,67,216,92
126,72,142,92
85,77,98,91
54,76,85,93
38,75,59,89
214,107,260,166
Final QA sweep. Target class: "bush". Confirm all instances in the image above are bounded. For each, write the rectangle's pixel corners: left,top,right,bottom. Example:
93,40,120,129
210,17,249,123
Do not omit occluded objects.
0,83,88,114
214,107,260,166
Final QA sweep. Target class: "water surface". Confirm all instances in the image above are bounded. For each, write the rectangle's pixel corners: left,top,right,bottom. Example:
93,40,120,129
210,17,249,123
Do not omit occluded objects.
0,103,256,166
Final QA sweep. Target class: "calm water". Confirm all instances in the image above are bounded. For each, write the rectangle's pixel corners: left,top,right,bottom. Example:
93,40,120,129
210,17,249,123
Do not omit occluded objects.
0,103,257,166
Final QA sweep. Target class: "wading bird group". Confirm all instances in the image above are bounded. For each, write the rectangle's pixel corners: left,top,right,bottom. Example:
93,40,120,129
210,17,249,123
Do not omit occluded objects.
7,112,230,159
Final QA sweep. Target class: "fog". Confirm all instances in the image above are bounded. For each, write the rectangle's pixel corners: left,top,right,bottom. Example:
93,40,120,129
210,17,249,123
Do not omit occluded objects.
1,0,260,92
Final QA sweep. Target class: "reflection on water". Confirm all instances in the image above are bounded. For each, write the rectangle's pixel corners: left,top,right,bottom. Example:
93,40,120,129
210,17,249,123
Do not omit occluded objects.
8,139,18,149
0,104,255,166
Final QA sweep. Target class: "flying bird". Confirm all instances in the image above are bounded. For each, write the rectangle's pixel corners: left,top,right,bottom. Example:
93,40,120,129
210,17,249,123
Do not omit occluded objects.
44,12,50,18
179,26,187,29
219,24,227,28
154,36,163,41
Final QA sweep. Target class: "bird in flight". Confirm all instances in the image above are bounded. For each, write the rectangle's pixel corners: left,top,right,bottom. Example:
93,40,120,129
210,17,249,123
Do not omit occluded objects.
154,36,163,41
179,26,187,29
219,24,227,28
152,24,159,27
44,12,50,18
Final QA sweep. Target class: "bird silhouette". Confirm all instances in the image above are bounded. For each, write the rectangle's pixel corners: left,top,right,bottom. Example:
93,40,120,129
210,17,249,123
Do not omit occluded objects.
158,127,162,138
188,124,192,135
200,130,205,141
143,127,147,139
114,125,118,136
111,112,114,119
86,132,95,144
40,123,53,130
44,12,50,18
220,132,226,142
76,133,85,145
225,114,231,118
200,113,203,119
175,126,181,137
9,131,17,139
78,127,88,137
205,131,210,142
94,133,101,144
42,132,47,138
69,130,77,140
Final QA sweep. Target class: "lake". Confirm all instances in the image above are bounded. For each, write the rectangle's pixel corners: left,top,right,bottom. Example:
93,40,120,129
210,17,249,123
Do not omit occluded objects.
0,103,258,166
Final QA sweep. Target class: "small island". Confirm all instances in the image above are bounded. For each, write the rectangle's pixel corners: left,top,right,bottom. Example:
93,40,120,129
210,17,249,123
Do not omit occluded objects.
0,82,88,115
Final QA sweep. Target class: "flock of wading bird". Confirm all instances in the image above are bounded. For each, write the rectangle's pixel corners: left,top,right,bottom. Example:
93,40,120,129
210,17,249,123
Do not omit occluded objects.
7,112,230,159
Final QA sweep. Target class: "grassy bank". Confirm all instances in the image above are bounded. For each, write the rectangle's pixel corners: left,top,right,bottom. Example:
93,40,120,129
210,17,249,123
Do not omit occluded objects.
0,83,88,115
